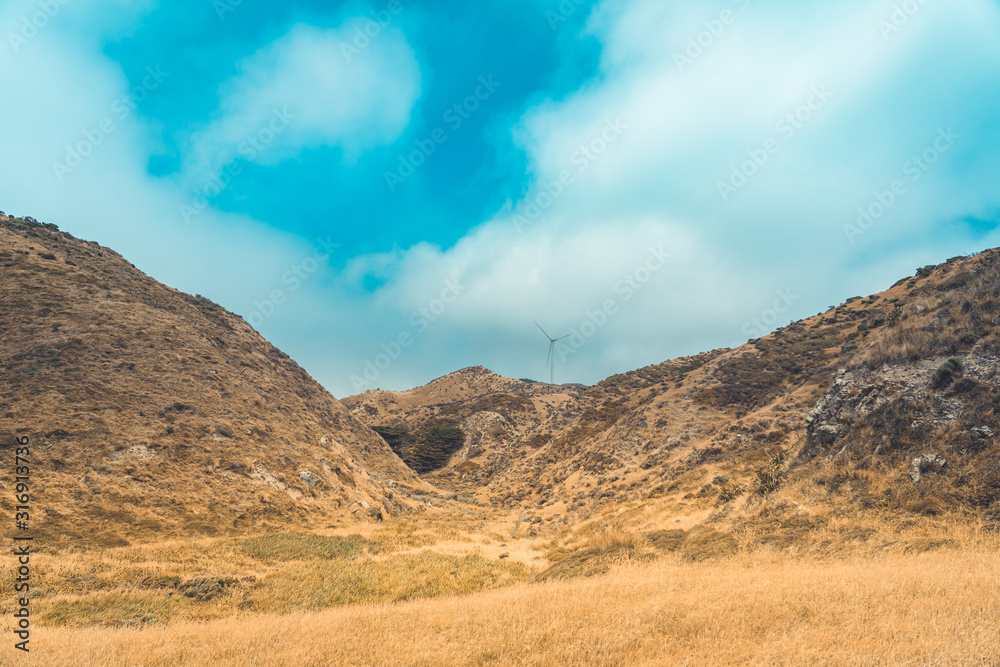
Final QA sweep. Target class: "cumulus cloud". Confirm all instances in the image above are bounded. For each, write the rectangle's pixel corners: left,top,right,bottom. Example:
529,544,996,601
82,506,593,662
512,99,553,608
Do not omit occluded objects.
0,6,385,316
321,0,1000,394
4,0,1000,398
184,22,421,181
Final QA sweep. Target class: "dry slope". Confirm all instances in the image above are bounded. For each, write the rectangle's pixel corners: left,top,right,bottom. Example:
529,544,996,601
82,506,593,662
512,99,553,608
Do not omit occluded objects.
0,214,423,547
348,249,1000,536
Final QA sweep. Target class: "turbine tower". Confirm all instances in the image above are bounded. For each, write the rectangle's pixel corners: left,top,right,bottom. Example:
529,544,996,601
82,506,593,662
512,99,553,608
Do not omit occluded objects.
534,321,570,385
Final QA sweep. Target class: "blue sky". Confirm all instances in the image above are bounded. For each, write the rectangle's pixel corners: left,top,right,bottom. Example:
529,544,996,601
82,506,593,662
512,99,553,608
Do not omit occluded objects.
2,0,1000,397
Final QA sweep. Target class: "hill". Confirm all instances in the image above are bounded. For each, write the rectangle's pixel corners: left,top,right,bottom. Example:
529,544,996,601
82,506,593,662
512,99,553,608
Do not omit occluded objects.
0,214,425,547
348,250,1000,540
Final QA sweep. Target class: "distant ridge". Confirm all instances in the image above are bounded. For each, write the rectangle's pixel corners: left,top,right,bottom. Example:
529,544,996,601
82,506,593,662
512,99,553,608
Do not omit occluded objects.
349,249,1000,533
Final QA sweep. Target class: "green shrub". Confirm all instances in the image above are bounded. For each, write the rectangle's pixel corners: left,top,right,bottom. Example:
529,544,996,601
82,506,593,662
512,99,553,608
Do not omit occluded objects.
960,333,979,345
933,358,965,388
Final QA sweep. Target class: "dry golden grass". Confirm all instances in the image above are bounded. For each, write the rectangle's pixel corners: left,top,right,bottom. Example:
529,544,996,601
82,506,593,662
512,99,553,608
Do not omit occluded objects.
0,528,532,630
14,546,999,666
852,253,1000,370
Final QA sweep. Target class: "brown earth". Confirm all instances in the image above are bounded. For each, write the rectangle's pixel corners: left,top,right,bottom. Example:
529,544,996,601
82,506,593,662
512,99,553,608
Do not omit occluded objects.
0,215,429,547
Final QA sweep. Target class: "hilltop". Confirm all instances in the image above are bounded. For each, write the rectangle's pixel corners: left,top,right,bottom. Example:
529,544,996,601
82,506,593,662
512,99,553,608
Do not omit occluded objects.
0,215,426,547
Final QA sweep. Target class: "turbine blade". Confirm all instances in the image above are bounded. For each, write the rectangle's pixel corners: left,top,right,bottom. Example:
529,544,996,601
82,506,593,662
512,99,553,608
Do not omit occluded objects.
534,321,554,341
555,334,572,341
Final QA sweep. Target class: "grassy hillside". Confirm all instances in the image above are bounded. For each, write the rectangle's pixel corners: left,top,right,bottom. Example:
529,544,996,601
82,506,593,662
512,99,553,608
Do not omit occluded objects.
0,214,423,545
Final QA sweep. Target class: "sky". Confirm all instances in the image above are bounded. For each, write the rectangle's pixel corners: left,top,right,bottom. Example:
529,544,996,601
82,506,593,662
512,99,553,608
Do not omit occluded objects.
2,0,1000,397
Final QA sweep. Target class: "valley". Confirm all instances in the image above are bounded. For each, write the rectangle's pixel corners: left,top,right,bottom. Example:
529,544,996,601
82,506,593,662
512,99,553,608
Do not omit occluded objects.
2,213,999,665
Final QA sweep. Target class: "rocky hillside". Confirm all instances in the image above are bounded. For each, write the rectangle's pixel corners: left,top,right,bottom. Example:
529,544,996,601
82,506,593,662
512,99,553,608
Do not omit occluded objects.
0,215,424,547
348,250,1000,532
344,367,586,476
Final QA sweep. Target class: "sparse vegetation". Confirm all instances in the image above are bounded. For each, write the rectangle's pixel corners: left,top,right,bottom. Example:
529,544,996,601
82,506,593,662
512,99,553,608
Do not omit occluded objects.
230,533,380,561
754,450,787,495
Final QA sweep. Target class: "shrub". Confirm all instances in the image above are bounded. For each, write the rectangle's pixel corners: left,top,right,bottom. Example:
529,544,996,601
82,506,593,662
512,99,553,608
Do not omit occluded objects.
933,358,965,388
373,422,465,473
754,450,787,496
960,333,979,345
717,482,746,504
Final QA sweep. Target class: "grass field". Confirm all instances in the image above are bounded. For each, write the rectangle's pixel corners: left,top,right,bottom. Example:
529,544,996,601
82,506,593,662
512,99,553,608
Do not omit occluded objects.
3,539,996,666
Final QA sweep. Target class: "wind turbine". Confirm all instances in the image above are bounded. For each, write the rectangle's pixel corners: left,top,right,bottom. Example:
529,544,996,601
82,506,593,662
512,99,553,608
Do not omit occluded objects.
534,321,570,385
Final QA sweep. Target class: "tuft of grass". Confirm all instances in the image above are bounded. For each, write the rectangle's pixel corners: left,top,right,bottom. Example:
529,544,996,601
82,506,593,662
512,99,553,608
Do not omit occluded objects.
754,450,787,496
228,533,380,562
40,592,184,628
717,481,746,504
242,553,529,613
584,523,646,554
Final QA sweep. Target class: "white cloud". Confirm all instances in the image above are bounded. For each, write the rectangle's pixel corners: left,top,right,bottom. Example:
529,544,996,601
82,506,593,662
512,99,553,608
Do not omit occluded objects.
0,7,353,313
4,0,1000,398
314,0,1000,394
184,22,421,181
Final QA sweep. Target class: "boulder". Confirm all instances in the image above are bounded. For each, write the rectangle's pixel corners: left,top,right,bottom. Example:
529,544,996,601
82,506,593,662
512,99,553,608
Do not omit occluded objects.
298,471,324,490
910,454,947,483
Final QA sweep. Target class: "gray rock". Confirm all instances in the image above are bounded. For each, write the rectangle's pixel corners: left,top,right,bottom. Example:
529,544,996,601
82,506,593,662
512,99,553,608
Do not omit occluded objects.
298,471,324,490
814,424,842,445
910,454,946,483
971,426,995,440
